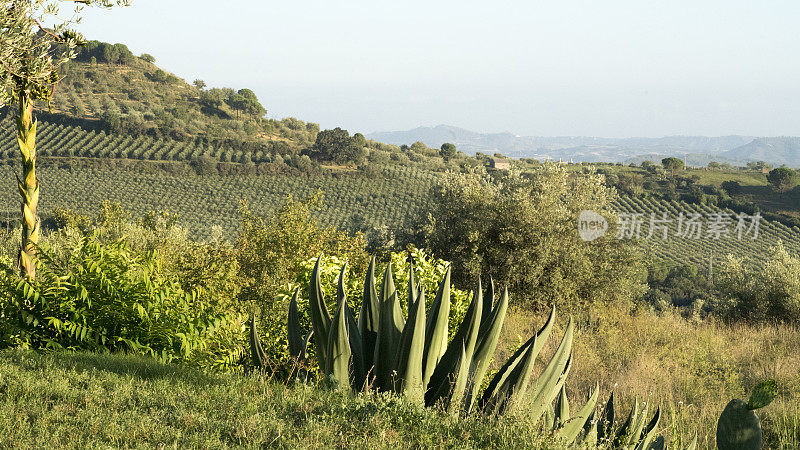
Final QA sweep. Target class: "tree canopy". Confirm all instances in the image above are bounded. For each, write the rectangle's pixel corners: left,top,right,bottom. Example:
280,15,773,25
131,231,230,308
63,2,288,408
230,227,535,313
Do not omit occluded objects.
307,127,366,164
661,157,685,173
425,165,644,310
439,143,457,160
767,167,798,193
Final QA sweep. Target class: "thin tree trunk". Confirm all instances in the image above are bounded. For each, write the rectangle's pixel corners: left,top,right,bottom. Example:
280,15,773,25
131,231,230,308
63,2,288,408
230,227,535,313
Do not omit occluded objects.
16,89,39,279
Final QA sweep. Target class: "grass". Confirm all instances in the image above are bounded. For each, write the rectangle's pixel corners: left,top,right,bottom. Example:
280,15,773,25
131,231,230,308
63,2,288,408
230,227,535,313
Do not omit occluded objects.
0,349,555,449
1,306,798,448
499,304,800,449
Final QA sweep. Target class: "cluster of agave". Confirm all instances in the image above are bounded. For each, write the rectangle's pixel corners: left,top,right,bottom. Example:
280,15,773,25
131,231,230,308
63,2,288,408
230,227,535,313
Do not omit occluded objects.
250,257,683,447
250,257,776,449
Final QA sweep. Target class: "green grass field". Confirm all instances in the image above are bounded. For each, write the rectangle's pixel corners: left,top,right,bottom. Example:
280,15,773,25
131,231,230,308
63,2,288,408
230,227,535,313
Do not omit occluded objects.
0,349,551,449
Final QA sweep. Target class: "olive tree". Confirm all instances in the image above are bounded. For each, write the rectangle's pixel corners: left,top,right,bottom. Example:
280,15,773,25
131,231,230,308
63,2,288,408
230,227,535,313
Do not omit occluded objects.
425,164,645,311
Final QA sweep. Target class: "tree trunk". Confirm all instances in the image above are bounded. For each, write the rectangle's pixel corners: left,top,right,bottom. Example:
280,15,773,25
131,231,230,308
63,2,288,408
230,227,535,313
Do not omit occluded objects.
16,90,39,279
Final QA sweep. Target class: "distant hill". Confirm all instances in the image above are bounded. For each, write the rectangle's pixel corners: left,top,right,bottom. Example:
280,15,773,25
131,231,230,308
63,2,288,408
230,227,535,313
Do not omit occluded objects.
722,137,800,166
368,125,790,165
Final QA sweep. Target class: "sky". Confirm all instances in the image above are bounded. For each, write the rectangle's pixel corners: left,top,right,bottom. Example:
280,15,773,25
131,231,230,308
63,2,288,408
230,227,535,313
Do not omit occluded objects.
75,0,800,137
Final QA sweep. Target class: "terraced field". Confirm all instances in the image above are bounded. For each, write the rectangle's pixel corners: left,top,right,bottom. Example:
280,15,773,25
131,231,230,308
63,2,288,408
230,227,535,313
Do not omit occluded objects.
1,121,797,267
0,163,438,239
611,196,800,267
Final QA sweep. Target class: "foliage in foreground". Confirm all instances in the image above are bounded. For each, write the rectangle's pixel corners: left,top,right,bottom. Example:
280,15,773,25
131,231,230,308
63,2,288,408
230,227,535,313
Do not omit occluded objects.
0,348,563,449
255,259,696,448
0,233,245,369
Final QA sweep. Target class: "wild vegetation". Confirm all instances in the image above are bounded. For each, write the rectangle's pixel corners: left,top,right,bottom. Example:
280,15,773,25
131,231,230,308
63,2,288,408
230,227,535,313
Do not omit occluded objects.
1,27,799,447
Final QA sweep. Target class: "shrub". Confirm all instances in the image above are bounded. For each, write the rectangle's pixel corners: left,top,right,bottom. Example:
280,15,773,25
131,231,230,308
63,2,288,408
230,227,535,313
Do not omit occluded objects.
0,234,244,369
716,242,800,322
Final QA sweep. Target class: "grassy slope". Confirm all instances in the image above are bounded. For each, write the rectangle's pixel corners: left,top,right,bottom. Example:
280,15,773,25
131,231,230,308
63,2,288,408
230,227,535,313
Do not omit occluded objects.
0,349,548,449
498,305,800,449
1,306,798,449
47,57,318,149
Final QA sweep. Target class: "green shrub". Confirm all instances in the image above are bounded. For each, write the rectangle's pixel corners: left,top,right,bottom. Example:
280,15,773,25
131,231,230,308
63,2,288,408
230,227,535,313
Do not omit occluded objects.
716,241,800,322
0,233,245,370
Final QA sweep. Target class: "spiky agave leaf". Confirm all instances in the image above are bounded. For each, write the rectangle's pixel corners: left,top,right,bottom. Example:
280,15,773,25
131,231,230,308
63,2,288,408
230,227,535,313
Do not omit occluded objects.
634,406,662,450
598,392,616,441
524,317,574,421
395,287,427,403
554,383,600,445
249,314,268,369
477,306,556,413
479,276,495,332
553,385,570,430
287,288,305,360
358,257,380,375
309,255,332,371
373,261,404,391
407,260,418,311
465,286,509,413
422,266,451,385
346,302,366,390
425,280,482,409
326,279,352,389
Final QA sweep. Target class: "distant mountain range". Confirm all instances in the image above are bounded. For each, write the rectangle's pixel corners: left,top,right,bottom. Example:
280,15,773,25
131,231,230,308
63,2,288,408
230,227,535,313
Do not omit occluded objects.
367,125,800,167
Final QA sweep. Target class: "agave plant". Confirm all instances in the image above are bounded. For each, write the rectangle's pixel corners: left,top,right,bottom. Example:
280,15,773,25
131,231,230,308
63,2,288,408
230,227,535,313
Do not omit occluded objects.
251,255,573,418
247,255,706,448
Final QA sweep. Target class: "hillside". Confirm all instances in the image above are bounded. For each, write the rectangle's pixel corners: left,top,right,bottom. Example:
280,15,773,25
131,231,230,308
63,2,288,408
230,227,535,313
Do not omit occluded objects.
722,137,800,166
31,41,320,153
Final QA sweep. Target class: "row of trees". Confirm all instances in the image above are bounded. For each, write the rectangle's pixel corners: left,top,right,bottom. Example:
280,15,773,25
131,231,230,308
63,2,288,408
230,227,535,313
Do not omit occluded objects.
76,40,137,66
199,87,266,119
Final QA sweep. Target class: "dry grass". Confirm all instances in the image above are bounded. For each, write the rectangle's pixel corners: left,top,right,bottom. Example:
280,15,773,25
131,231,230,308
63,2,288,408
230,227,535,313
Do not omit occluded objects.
499,304,800,448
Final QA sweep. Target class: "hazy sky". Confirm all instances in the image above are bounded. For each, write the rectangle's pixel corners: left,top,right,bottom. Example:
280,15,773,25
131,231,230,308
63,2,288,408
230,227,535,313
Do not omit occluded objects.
76,1,800,137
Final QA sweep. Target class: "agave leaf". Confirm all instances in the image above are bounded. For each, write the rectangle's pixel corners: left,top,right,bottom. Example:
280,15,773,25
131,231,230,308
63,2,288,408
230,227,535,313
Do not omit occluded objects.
543,403,555,431
554,385,570,430
395,287,426,403
309,256,332,371
425,280,483,408
374,262,403,391
480,276,495,332
614,398,639,446
556,383,600,445
346,303,365,389
301,329,313,361
465,286,509,413
249,314,268,369
493,325,547,416
422,266,451,385
684,434,697,450
580,410,598,446
643,436,665,450
287,288,305,360
598,392,615,440
526,317,575,423
447,341,471,415
358,257,380,375
477,306,556,413
326,287,352,389
407,260,418,311
627,401,650,446
634,406,661,450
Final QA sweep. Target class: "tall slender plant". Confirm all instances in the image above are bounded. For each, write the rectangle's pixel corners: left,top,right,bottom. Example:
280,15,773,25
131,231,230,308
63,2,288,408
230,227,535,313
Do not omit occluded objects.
0,0,127,278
